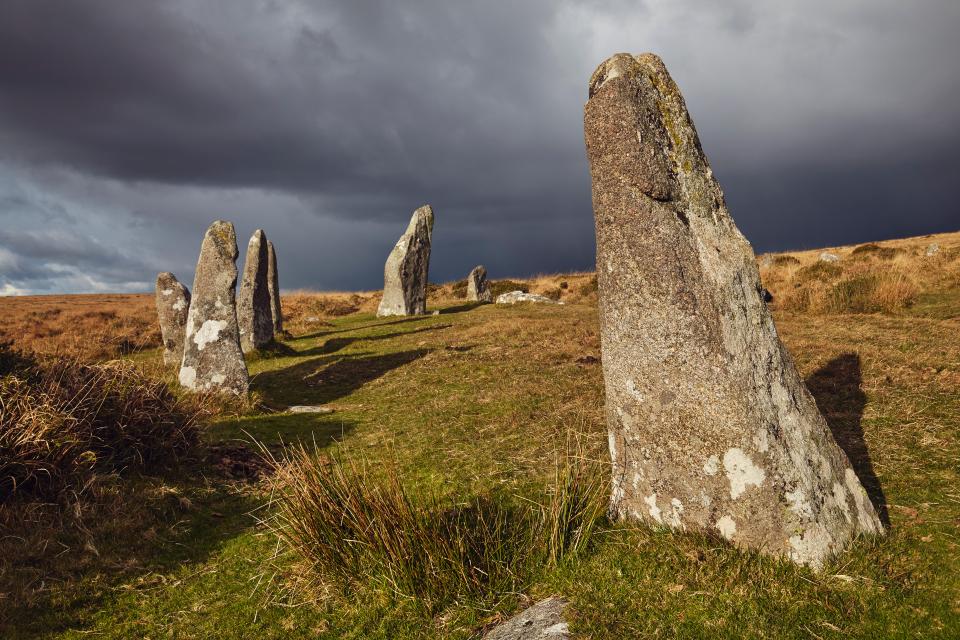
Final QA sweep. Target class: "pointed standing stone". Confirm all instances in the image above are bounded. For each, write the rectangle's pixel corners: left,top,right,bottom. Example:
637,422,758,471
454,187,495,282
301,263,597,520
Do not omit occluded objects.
237,229,273,352
267,240,283,335
466,265,492,303
377,205,434,317
584,53,882,568
155,272,191,366
179,221,249,396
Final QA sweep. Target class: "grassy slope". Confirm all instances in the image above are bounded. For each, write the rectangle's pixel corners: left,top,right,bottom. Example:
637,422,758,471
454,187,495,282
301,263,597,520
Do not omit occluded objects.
4,234,960,639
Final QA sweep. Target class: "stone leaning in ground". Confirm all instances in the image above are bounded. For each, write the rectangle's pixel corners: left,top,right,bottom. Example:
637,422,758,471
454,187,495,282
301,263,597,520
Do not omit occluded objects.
584,52,882,569
178,220,250,396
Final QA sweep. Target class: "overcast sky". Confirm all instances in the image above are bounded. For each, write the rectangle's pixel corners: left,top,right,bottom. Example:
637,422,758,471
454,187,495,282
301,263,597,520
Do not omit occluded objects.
1,0,958,295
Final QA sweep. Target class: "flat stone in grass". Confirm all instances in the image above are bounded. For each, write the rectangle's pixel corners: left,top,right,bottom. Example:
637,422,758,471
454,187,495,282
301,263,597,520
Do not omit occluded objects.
495,291,561,305
155,272,191,366
179,220,249,396
287,405,335,414
267,240,283,334
377,205,434,317
238,229,274,352
584,52,882,569
820,252,840,262
484,597,569,640
467,265,493,302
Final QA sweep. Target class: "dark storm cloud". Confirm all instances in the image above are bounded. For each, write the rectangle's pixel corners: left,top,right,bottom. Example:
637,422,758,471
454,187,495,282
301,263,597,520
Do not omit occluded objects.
0,0,958,294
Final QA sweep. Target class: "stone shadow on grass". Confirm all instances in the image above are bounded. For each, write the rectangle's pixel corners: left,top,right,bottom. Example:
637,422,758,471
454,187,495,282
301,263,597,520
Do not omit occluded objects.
252,348,431,407
806,353,890,526
298,324,451,357
212,412,356,449
295,315,432,341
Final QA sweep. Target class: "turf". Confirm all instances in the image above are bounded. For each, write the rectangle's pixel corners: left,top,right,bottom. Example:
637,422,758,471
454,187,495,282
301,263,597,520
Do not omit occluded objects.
3,286,959,638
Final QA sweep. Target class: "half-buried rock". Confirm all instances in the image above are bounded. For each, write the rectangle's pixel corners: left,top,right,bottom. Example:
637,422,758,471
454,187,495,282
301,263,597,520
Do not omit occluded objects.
155,272,191,366
179,220,249,396
238,229,274,352
267,240,283,335
377,205,434,317
467,265,493,302
584,53,882,568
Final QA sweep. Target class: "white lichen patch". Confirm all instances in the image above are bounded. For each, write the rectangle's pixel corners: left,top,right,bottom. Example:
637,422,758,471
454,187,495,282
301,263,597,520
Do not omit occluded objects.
178,366,197,389
664,498,684,528
785,487,814,520
788,525,835,569
632,472,643,489
716,515,736,540
644,493,662,523
723,448,765,499
194,319,227,351
753,427,769,453
172,298,186,312
625,379,644,402
162,288,173,296
211,373,226,384
832,482,852,522
703,454,719,476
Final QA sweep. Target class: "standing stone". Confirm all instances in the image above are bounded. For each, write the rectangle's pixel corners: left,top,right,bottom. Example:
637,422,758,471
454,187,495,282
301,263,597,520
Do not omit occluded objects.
267,240,283,334
466,265,493,302
155,272,191,366
584,53,882,569
237,229,273,352
179,221,249,396
377,205,434,317
925,243,940,257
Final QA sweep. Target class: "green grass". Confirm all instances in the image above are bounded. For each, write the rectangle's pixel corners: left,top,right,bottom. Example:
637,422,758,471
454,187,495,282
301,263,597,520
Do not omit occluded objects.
3,297,959,638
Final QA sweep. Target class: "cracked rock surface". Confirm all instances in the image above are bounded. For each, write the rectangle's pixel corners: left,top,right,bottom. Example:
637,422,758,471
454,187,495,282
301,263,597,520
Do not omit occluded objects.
584,52,882,568
484,598,569,640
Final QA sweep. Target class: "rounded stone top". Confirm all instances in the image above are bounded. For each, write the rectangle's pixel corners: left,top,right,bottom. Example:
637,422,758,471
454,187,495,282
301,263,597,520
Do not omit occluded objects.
204,220,239,260
588,52,666,98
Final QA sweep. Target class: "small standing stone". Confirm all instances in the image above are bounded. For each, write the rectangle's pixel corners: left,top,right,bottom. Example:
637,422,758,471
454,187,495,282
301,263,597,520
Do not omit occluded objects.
377,205,434,317
267,240,283,334
237,229,274,352
925,243,940,257
155,272,191,366
819,252,840,263
584,53,881,569
179,220,249,396
467,265,493,302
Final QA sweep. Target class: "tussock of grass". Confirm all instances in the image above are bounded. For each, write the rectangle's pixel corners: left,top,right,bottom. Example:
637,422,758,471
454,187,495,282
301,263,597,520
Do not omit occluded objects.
0,342,200,503
264,440,606,614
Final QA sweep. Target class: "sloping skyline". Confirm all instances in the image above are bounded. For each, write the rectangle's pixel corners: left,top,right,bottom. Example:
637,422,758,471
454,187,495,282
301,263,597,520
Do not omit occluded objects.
1,0,958,295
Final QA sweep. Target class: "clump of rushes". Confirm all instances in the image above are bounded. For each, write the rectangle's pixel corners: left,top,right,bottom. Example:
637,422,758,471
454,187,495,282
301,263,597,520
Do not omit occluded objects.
0,342,200,503
265,441,606,613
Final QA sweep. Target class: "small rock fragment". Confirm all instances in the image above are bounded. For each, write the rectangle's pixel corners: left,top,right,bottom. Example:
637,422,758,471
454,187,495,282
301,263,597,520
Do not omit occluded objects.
495,291,562,305
819,252,840,263
484,597,570,640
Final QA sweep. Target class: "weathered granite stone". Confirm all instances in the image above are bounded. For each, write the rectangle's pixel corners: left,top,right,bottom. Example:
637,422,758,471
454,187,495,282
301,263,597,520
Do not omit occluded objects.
484,598,569,640
584,53,882,568
267,240,283,334
925,243,940,257
237,229,273,352
819,252,840,263
495,291,561,305
287,405,335,414
467,265,493,302
179,221,249,396
155,272,191,366
377,205,434,317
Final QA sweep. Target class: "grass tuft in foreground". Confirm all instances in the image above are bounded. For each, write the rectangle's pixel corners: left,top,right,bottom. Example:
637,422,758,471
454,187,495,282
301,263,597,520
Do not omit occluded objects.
264,440,606,615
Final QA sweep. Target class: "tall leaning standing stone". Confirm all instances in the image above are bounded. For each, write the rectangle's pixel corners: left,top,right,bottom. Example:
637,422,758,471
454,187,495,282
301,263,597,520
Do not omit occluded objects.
377,205,434,317
466,265,492,303
237,229,273,352
179,221,249,396
584,53,882,568
267,240,283,335
155,272,190,366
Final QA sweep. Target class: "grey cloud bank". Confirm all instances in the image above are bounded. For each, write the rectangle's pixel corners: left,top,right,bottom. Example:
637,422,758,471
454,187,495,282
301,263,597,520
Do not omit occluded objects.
0,0,957,294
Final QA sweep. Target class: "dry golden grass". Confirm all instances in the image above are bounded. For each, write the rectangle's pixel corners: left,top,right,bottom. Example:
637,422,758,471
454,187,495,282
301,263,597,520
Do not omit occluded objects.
759,230,960,315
